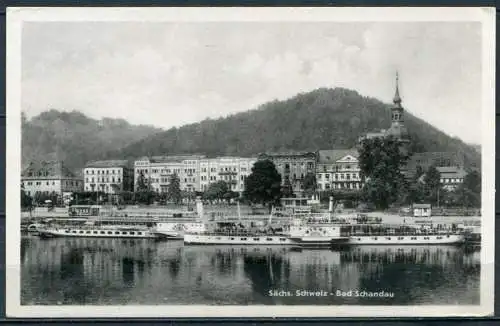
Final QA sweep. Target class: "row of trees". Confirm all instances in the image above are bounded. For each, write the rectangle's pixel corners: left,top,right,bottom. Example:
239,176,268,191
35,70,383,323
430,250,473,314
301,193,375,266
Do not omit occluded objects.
21,189,62,210
240,137,481,212
358,136,481,210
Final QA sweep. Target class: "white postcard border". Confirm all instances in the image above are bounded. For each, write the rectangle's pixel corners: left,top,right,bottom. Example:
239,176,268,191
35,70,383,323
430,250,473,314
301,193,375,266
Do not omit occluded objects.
5,6,496,318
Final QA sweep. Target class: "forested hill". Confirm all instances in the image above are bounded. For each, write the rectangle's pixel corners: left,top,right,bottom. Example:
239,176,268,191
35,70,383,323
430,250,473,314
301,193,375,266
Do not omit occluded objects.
112,87,480,167
22,110,162,171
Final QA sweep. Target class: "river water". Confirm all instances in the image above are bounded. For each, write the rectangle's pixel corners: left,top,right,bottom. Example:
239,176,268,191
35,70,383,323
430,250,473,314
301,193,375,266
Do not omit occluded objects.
21,236,480,305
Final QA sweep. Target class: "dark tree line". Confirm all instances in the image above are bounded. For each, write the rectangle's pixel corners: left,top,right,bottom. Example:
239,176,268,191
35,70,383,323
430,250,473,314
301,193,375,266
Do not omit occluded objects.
357,137,481,210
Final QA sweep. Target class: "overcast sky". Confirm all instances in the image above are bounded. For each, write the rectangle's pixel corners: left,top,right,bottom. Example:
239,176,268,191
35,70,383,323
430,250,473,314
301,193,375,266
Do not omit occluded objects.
22,21,482,144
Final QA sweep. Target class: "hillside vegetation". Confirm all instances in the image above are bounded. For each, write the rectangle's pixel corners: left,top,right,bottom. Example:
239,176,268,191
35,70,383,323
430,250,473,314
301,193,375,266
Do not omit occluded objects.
22,110,162,171
112,88,480,166
22,88,481,171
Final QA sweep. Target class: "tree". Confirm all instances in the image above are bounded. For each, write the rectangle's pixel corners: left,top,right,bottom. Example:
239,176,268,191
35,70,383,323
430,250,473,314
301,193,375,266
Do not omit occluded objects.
136,171,148,192
21,190,33,210
204,181,229,202
302,172,317,197
281,178,294,198
423,165,443,206
463,170,481,194
358,136,410,210
167,173,182,204
455,170,481,208
243,159,282,211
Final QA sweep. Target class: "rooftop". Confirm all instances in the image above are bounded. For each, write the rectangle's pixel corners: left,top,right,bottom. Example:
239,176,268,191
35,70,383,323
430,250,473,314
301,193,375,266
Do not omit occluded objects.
85,160,130,168
437,166,467,178
258,151,317,158
318,149,359,164
413,203,431,208
22,161,79,179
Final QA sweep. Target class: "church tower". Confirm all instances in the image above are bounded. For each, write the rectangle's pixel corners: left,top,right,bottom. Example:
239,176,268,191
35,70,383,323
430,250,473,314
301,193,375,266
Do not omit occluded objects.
385,72,408,142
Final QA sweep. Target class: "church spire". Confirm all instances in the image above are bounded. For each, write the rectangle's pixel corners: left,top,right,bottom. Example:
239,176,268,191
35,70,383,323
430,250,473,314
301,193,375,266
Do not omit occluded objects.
393,71,402,107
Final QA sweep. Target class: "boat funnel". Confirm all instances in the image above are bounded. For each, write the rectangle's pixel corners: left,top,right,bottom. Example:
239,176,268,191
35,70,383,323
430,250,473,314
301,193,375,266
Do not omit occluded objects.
196,196,204,220
329,196,334,212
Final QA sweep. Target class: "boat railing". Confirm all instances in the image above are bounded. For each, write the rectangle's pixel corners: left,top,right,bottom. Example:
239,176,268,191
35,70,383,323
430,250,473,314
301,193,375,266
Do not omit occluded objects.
344,230,465,237
41,224,154,231
187,230,288,237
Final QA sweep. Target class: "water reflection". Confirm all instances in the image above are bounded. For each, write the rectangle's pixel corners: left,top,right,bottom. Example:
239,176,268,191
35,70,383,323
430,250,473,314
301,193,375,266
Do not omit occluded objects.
21,238,480,305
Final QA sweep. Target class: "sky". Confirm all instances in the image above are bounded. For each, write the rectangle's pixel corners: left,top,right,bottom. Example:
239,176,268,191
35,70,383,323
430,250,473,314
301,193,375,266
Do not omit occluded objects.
21,21,482,144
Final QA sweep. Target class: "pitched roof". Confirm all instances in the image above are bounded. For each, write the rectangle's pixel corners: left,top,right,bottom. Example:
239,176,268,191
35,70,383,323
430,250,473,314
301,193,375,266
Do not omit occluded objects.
318,149,358,164
413,203,431,208
85,160,130,168
437,166,467,178
150,155,206,163
21,161,79,179
258,151,317,158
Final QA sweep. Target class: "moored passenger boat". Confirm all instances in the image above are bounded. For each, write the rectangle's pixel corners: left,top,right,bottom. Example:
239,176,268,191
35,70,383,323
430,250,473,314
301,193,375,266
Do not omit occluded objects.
37,225,160,239
342,223,466,245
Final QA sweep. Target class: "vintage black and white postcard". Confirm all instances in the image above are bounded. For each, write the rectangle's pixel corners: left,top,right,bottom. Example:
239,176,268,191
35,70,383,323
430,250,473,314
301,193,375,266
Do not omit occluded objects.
5,7,495,318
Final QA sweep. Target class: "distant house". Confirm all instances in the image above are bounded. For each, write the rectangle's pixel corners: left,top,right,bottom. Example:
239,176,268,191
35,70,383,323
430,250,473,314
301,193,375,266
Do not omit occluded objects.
437,166,467,191
21,161,83,198
413,203,432,217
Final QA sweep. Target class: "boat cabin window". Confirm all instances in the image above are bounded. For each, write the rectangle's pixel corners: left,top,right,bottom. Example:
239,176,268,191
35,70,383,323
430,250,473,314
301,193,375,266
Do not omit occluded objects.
86,231,90,234
411,237,417,240
230,237,235,240
437,236,442,239
115,232,120,235
216,237,221,240
122,232,128,235
138,232,142,235
253,238,260,241
79,231,84,234
280,238,286,241
240,238,247,240
130,232,135,235
100,231,105,234
65,230,70,233
398,237,404,240
107,231,112,235
386,237,391,240
72,231,77,233
266,238,273,241
93,231,98,234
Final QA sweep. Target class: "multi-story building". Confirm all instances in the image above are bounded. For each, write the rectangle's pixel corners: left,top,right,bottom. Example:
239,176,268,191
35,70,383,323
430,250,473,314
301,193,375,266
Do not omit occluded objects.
257,151,316,195
199,157,256,193
83,160,133,194
134,155,205,193
437,166,467,191
316,149,363,191
21,161,83,198
134,155,256,194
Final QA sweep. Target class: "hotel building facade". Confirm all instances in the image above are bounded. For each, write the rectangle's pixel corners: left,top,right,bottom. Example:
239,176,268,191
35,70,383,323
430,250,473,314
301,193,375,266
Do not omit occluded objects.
134,155,256,194
83,160,134,194
257,151,317,195
21,161,84,197
316,149,364,191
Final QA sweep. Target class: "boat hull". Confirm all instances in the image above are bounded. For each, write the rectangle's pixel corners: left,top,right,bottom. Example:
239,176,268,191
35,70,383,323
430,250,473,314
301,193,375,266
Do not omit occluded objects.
346,234,465,245
184,233,295,245
38,228,159,239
